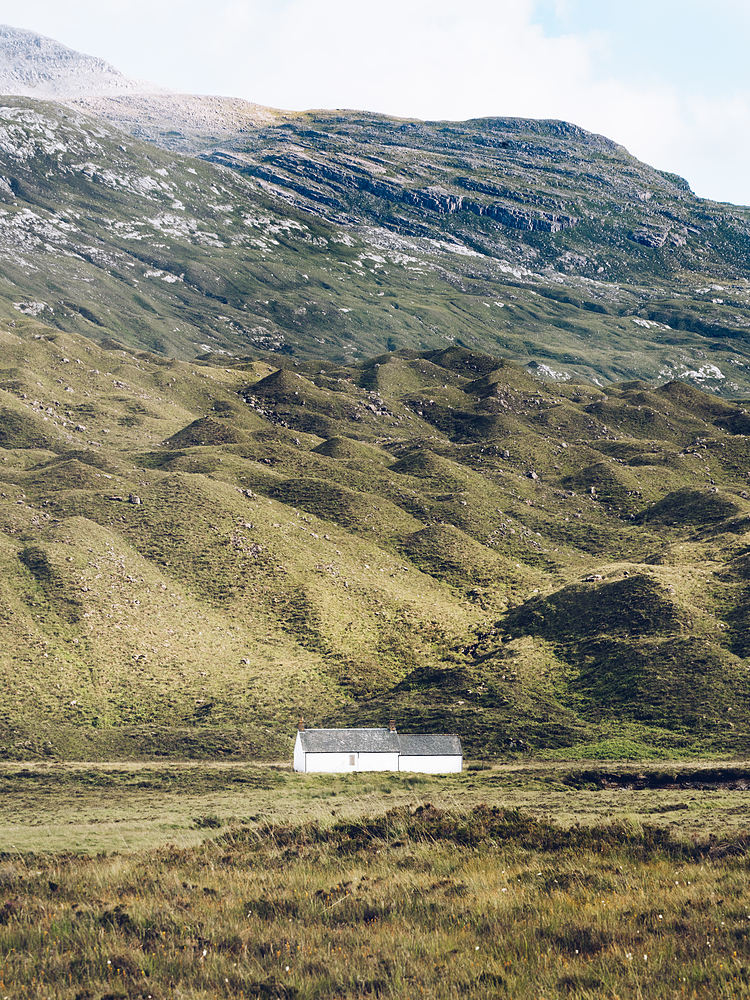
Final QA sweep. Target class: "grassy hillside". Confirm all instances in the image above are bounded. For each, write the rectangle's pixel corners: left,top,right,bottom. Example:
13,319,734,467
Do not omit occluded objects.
1,315,750,760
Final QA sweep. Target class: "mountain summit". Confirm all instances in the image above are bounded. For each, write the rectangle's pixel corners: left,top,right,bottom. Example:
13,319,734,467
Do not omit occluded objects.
0,24,168,98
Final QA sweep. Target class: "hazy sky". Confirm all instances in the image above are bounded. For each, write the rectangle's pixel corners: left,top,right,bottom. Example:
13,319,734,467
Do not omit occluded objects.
1,0,749,205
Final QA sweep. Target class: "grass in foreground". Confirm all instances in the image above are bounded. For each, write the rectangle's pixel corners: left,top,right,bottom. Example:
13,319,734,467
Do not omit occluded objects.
2,804,750,999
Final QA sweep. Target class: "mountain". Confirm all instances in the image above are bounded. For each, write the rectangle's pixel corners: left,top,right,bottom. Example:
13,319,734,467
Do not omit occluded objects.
1,30,750,763
0,28,748,396
0,24,168,98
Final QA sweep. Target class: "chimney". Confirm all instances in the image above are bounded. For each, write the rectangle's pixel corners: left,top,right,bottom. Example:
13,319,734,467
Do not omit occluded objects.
298,716,305,731
389,718,396,732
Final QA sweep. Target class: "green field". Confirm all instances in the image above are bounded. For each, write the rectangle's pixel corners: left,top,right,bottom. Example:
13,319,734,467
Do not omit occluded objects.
3,759,750,855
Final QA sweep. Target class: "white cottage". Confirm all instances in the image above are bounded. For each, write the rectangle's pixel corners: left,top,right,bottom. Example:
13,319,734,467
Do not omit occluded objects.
293,719,462,774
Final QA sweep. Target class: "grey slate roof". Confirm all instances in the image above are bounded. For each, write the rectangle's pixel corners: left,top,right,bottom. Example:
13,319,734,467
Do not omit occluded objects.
398,733,462,757
299,728,400,754
299,728,461,756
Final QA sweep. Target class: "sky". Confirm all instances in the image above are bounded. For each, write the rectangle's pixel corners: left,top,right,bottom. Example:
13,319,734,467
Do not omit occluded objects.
1,0,749,205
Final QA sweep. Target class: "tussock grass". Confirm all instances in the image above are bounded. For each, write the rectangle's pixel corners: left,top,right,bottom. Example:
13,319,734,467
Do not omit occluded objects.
2,803,750,999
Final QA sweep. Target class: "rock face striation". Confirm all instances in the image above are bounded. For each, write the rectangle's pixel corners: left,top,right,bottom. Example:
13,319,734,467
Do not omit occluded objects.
0,24,167,98
198,111,733,290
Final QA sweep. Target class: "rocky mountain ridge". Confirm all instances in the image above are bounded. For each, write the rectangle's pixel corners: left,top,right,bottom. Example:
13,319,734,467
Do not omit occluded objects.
0,93,748,397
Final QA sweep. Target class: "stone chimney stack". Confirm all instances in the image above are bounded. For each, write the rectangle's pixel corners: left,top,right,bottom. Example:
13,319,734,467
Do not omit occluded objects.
298,716,305,731
389,718,396,732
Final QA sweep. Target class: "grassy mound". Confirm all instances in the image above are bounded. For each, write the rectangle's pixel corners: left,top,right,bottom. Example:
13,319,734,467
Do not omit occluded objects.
267,477,422,537
391,449,475,489
636,487,742,525
164,415,250,447
571,636,750,735
402,523,541,601
21,457,125,492
0,403,59,450
561,461,652,514
312,435,393,465
506,574,681,640
656,379,739,420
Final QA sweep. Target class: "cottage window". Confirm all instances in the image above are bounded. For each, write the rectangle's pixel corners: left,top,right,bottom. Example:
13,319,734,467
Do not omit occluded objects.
349,754,355,766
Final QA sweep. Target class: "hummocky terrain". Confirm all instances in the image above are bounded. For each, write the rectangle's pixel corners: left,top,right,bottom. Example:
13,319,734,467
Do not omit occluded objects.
3,318,750,761
1,28,750,762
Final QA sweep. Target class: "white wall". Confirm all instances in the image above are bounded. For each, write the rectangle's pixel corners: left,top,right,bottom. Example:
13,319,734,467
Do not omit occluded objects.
356,752,400,771
293,733,305,772
304,751,356,773
295,750,462,774
302,751,402,773
399,755,462,774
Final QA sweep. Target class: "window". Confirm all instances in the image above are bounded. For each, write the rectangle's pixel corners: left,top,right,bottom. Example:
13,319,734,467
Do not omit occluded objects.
349,754,355,766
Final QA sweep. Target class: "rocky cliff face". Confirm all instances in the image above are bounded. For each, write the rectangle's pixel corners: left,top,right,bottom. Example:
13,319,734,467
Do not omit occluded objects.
200,112,749,289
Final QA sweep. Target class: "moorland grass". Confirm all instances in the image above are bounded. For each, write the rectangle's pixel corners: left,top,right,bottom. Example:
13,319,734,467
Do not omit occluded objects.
2,760,750,855
1,802,749,999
